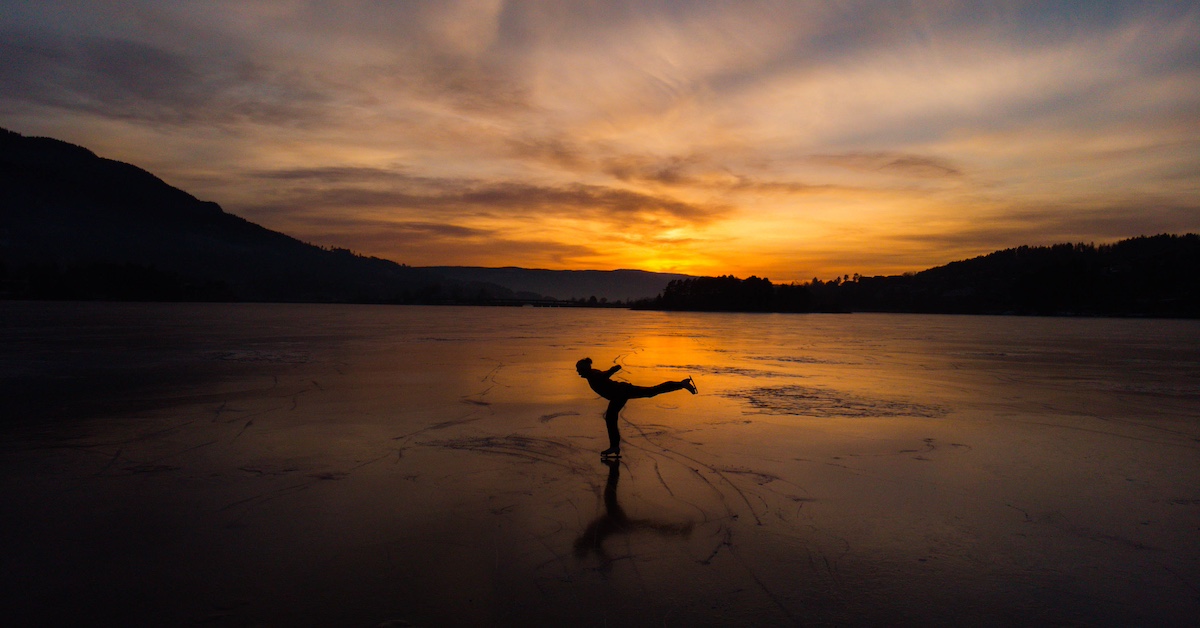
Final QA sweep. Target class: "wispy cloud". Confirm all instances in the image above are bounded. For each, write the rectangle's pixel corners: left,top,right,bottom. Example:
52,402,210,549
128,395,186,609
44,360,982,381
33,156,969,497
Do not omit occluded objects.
811,153,962,179
0,33,334,126
239,175,727,227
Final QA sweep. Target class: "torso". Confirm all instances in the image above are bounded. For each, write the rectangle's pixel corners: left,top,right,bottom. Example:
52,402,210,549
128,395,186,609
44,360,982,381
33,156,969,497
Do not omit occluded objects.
584,370,621,399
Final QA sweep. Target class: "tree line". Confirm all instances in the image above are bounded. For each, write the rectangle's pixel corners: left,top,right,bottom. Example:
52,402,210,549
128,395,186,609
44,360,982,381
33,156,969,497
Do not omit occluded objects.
634,234,1200,318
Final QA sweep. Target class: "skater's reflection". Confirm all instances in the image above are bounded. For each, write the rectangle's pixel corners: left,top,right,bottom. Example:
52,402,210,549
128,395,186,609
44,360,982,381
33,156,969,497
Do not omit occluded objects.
574,458,693,566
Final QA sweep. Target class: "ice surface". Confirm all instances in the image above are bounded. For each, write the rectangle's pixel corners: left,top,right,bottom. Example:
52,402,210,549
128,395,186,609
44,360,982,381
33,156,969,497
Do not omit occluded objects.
1,302,1198,625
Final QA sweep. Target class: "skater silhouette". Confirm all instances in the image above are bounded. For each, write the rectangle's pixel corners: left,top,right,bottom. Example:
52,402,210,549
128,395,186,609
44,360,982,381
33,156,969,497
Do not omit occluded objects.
576,357,696,457
574,458,694,567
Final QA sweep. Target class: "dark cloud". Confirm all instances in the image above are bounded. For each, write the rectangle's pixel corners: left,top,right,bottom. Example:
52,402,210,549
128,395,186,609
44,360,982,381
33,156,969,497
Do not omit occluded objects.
395,54,532,115
397,180,725,230
374,235,599,268
763,200,1200,281
598,153,838,195
0,35,81,106
264,214,496,240
603,154,702,185
457,182,727,224
722,177,836,194
811,152,962,178
225,203,604,268
388,221,495,238
81,38,201,103
1007,202,1200,243
891,202,1200,257
245,168,472,206
506,136,586,169
0,33,331,126
250,166,405,183
243,173,727,227
879,156,961,178
0,35,204,114
285,219,601,268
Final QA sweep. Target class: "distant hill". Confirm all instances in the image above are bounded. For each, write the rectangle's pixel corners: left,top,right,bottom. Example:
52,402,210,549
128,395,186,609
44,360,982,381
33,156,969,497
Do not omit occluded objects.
831,235,1200,316
642,235,1200,317
0,128,700,305
0,128,518,303
421,267,692,302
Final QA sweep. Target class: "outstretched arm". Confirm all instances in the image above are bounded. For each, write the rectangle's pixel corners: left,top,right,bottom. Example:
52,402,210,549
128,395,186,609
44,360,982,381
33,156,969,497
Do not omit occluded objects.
602,365,621,379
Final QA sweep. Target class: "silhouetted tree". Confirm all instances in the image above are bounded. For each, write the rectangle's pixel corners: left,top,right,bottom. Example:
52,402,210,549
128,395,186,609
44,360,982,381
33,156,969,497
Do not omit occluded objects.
647,275,813,313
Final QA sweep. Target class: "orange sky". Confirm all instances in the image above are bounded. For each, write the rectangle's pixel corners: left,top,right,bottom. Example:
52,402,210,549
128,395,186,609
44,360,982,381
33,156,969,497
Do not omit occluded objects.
3,1,1199,281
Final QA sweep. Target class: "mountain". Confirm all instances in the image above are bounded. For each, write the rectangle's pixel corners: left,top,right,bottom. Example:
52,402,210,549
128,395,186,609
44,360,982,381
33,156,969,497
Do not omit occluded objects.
420,267,692,302
0,128,701,305
0,128,518,303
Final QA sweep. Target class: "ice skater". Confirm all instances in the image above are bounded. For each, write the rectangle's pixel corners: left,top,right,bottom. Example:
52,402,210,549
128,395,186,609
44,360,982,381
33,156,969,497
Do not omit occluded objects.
576,357,696,458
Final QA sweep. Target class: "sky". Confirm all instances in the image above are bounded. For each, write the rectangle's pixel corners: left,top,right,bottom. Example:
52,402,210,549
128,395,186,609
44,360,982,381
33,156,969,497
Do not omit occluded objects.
2,1,1198,281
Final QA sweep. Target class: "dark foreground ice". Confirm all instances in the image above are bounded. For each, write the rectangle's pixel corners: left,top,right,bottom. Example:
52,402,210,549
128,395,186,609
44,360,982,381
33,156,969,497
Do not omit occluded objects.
2,302,1198,626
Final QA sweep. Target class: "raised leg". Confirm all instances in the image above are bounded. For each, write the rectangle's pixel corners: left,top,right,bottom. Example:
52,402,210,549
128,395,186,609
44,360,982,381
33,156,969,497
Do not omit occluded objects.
626,380,689,399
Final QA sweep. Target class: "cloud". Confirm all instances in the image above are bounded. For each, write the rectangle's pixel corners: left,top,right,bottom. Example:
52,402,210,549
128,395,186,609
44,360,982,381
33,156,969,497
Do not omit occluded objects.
249,166,397,182
368,53,533,116
505,136,587,170
387,221,495,239
864,201,1200,272
453,182,729,227
603,153,703,185
286,216,496,240
81,38,199,101
277,215,602,269
241,166,728,226
0,33,332,126
811,152,963,179
380,235,600,269
1002,202,1200,244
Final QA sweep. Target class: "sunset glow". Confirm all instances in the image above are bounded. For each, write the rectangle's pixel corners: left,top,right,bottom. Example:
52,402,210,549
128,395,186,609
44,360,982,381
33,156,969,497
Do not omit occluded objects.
3,1,1198,281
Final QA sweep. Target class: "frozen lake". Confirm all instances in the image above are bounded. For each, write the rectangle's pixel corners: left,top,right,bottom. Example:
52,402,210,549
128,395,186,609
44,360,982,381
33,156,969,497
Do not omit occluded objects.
2,302,1199,626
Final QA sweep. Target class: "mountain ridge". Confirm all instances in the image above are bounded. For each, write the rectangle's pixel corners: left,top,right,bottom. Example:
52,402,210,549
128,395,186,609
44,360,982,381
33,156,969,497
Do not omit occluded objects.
0,127,697,303
0,130,474,301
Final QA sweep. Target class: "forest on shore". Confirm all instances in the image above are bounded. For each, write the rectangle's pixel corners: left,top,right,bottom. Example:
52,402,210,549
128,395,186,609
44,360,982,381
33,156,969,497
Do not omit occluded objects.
636,234,1200,318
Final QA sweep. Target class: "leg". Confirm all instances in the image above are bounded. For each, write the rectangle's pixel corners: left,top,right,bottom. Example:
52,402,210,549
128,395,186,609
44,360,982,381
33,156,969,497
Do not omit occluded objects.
603,398,627,453
625,380,691,399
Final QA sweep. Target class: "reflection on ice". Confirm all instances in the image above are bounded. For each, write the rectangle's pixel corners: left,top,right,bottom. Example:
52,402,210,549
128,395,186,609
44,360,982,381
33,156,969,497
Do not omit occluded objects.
574,459,694,569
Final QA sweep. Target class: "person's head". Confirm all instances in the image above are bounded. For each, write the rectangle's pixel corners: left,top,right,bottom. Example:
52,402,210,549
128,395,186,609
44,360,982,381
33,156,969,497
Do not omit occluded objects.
575,357,592,376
